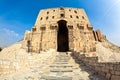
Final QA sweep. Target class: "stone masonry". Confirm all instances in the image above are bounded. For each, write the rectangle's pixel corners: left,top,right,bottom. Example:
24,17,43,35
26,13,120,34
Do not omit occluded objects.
72,51,120,80
22,7,106,53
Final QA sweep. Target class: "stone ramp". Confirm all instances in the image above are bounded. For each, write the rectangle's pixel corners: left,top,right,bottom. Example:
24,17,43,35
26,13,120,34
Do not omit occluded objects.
0,42,22,60
0,52,106,80
41,75,72,80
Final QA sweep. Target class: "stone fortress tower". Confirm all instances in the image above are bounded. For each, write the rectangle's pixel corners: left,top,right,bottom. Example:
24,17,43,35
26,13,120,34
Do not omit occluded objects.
22,7,106,53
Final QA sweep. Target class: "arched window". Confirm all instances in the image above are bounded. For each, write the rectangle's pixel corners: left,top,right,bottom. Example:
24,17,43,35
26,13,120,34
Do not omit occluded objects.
40,17,43,20
46,16,48,20
70,15,72,18
60,14,65,18
60,7,64,10
82,16,84,19
74,10,77,13
47,11,49,14
52,16,54,19
76,16,79,19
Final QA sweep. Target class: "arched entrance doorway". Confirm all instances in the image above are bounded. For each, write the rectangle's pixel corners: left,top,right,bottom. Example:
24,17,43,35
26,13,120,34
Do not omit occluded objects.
57,20,69,52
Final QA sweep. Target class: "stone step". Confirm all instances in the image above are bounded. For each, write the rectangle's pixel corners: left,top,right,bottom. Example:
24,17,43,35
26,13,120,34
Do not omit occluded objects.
50,64,72,67
56,57,70,58
55,60,69,61
55,59,69,61
55,58,70,60
56,56,69,58
58,52,68,54
55,60,69,62
50,68,73,72
41,75,72,80
75,60,83,63
57,54,68,55
54,61,68,63
57,54,69,56
53,62,68,64
56,58,70,59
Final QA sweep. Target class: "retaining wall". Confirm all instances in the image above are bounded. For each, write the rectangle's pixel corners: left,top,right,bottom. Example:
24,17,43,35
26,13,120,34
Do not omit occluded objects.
72,51,120,80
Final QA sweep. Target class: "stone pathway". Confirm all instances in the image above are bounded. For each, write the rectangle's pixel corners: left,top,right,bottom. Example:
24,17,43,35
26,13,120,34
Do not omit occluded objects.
0,52,106,80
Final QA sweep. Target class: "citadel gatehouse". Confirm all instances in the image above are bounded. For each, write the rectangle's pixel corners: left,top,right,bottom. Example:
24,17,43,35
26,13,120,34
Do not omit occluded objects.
22,7,106,52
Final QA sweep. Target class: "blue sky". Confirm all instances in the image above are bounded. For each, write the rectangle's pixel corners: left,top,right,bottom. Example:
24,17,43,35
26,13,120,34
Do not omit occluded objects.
0,0,120,47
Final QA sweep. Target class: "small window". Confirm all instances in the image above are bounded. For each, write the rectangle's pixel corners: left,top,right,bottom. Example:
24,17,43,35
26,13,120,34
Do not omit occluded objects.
68,26,73,29
40,27,46,30
47,12,49,14
40,17,43,20
53,10,55,12
74,10,77,13
78,26,84,30
46,16,48,20
76,16,79,19
27,40,31,46
32,28,36,32
69,9,71,11
70,15,72,18
52,16,54,19
50,26,57,30
60,14,65,18
82,16,84,19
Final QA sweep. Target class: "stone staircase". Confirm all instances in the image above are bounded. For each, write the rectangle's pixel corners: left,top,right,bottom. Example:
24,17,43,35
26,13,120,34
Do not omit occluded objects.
50,53,72,72
40,52,106,80
41,52,73,80
0,52,106,80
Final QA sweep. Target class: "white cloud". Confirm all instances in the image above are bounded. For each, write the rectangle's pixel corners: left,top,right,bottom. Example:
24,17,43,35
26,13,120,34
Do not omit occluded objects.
3,28,20,37
0,28,23,47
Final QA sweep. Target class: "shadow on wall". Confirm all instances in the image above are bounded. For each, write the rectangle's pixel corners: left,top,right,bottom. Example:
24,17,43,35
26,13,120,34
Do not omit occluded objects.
71,50,120,80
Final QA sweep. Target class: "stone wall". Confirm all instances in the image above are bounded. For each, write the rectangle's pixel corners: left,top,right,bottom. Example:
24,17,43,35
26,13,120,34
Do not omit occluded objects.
72,51,120,80
0,47,57,76
22,7,107,53
0,60,18,75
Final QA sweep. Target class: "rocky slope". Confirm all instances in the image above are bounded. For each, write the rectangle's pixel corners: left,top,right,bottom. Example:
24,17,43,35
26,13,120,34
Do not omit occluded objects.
96,41,120,62
0,42,22,60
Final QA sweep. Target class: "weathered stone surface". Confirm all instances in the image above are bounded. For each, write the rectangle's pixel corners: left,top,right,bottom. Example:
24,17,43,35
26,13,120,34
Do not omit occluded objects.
41,75,72,80
111,75,120,80
22,7,106,53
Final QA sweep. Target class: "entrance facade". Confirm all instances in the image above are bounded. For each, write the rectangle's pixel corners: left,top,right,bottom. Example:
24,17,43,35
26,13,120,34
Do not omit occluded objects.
57,20,69,52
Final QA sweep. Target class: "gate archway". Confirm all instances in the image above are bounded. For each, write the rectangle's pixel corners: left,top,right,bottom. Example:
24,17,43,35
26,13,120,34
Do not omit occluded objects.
57,20,69,52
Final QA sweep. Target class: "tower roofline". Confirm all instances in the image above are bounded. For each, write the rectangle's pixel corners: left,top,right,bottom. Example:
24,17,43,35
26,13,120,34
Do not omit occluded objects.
40,7,85,11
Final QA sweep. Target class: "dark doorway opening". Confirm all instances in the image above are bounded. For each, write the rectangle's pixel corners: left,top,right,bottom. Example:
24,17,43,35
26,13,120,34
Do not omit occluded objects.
57,20,69,52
